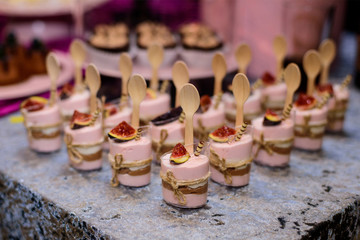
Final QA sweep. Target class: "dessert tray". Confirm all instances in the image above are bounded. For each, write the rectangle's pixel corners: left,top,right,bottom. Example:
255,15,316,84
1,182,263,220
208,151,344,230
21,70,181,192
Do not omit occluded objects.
0,51,74,100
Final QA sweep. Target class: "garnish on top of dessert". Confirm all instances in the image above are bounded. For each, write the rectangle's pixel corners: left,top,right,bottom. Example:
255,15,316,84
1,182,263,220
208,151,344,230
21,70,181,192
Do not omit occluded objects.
261,72,276,86
59,83,74,100
146,88,157,99
21,96,48,112
317,83,334,96
180,23,222,50
199,95,212,113
136,22,176,49
263,109,282,126
294,93,317,110
151,106,182,126
70,110,93,130
103,103,118,118
170,143,190,164
108,121,137,142
209,125,236,142
89,23,129,52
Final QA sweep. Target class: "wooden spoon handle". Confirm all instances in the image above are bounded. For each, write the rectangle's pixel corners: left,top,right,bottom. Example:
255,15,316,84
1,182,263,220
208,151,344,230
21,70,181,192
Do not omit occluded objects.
276,60,283,80
185,115,194,154
151,68,158,91
75,66,83,92
320,65,329,85
90,93,97,113
214,76,222,96
131,103,140,129
235,103,244,129
238,66,245,74
307,76,315,96
175,89,181,107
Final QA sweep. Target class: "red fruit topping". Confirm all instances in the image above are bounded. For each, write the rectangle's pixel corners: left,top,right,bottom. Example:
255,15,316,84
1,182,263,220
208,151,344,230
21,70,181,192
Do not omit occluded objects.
70,110,92,129
317,83,334,95
59,83,74,100
21,96,47,112
170,143,190,164
263,109,281,126
295,93,317,110
200,95,212,112
261,72,276,85
209,125,236,142
104,103,118,118
108,121,136,141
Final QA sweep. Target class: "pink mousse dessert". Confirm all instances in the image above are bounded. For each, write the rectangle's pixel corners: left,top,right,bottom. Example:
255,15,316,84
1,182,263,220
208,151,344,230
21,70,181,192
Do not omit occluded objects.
21,96,62,153
102,102,132,150
161,143,210,208
209,126,253,187
316,83,349,132
64,110,103,171
108,121,152,187
252,110,294,167
193,95,225,141
138,89,171,125
223,89,262,124
58,83,90,122
293,94,328,151
150,107,185,163
259,72,287,111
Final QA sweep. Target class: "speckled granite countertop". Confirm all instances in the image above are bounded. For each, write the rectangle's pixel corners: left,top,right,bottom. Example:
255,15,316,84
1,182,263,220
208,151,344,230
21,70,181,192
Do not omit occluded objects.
0,82,359,239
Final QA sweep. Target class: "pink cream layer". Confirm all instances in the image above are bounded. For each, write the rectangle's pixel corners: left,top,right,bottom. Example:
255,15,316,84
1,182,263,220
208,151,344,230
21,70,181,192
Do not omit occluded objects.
25,104,62,152
161,154,209,208
261,82,287,109
210,134,253,186
109,137,152,187
223,90,262,120
293,106,328,151
139,93,171,122
193,103,225,129
252,117,294,167
328,85,349,132
59,90,90,116
150,121,185,144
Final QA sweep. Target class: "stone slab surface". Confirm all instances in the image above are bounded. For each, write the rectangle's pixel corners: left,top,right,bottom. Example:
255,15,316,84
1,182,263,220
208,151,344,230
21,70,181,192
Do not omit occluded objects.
1,87,360,240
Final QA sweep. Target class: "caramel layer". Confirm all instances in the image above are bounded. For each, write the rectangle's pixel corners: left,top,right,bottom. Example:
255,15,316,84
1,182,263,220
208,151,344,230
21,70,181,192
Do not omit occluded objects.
162,181,208,195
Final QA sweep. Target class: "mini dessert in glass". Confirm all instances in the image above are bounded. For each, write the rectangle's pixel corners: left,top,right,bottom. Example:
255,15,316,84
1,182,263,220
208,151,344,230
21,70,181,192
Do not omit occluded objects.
136,21,177,67
64,110,103,171
252,110,294,167
193,95,225,141
150,107,185,163
179,22,223,69
293,94,328,151
315,83,349,132
209,125,253,186
161,143,210,208
24,39,48,76
138,88,171,125
102,101,132,150
58,83,90,122
259,72,287,111
223,89,262,124
21,96,62,152
108,121,152,187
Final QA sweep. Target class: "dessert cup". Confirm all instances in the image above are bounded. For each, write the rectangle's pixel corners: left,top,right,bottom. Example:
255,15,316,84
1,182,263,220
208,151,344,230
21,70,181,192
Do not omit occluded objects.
326,84,349,132
293,106,328,151
252,117,294,167
108,126,152,187
223,90,262,124
59,90,90,122
22,104,62,153
209,128,253,187
64,119,103,171
160,143,210,208
138,93,171,125
260,82,287,111
193,102,225,141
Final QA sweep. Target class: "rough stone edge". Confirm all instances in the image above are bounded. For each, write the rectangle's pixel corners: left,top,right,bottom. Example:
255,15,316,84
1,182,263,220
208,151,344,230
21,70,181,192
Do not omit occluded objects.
0,172,111,240
301,198,360,240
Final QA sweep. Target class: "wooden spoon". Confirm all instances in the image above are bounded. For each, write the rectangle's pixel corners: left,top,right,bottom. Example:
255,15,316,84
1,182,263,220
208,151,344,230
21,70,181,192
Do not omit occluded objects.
172,61,190,107
319,39,336,85
303,50,322,96
119,53,133,97
148,44,164,91
128,74,147,129
273,36,287,80
180,83,200,154
46,53,60,107
70,39,86,92
235,43,252,74
232,73,250,129
85,64,101,113
212,52,227,96
283,63,301,110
